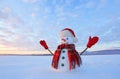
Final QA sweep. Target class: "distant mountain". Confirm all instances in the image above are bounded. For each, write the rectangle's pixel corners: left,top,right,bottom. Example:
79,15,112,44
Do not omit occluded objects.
83,49,120,55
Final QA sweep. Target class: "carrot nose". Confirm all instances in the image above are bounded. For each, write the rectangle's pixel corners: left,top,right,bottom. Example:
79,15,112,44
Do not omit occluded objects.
62,38,66,42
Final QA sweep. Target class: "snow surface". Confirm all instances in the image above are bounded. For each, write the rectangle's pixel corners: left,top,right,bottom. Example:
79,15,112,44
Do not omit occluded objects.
0,55,120,79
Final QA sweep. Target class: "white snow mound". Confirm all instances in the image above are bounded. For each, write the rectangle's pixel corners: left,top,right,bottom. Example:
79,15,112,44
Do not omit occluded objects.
0,55,120,79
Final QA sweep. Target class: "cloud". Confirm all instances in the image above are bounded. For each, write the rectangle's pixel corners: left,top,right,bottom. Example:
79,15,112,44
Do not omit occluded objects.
0,21,15,37
0,31,38,51
1,6,12,14
0,6,24,28
0,28,14,36
0,9,28,51
0,6,31,51
0,44,17,51
7,16,24,28
0,38,14,49
0,35,5,38
0,11,8,19
0,6,11,19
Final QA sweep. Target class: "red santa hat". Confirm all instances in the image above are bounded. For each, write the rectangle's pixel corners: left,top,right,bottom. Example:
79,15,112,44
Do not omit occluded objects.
60,28,78,43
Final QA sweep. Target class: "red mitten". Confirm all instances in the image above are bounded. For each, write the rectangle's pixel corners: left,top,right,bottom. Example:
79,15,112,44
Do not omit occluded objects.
40,40,48,49
87,36,99,48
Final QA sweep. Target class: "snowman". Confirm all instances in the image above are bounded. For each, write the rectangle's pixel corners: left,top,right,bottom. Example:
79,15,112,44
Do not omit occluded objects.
40,28,99,71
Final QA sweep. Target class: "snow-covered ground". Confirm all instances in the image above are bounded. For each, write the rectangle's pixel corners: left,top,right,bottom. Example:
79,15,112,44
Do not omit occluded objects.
0,55,120,79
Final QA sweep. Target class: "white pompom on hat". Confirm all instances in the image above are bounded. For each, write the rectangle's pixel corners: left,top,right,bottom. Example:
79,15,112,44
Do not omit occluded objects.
60,28,78,43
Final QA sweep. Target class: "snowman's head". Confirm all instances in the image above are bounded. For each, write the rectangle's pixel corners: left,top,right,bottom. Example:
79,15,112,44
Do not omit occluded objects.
59,28,78,44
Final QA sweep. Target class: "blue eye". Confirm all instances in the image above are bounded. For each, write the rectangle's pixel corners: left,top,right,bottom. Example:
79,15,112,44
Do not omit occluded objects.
66,37,69,40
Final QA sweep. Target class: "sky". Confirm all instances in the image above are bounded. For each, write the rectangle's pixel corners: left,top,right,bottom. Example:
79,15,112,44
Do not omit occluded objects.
0,0,120,54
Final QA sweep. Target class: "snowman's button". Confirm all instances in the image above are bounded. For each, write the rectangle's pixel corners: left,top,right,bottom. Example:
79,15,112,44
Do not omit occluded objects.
62,50,65,53
62,56,65,59
61,63,64,67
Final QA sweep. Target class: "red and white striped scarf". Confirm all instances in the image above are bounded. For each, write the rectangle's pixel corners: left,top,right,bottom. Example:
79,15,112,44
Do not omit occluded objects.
52,44,82,70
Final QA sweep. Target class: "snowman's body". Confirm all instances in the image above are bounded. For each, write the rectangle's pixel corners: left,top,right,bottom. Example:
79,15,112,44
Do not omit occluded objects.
58,48,69,71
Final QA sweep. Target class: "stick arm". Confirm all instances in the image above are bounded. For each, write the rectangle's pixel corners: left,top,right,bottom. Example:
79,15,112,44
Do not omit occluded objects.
47,49,54,55
79,47,88,55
